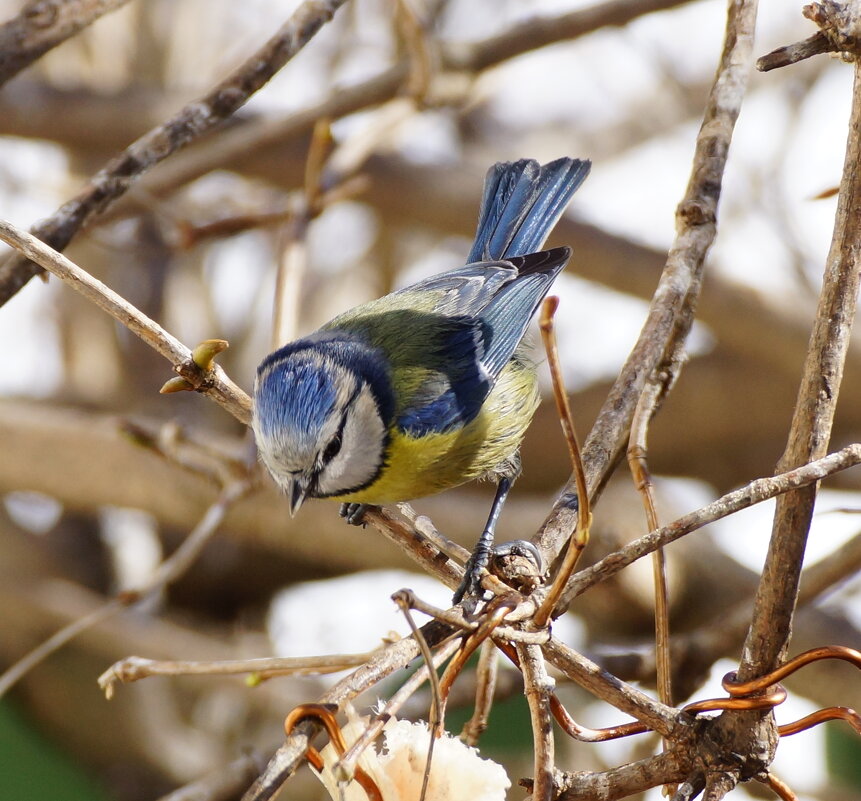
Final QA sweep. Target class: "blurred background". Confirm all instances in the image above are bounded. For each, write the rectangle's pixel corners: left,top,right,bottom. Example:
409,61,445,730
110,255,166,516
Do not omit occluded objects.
1,0,861,799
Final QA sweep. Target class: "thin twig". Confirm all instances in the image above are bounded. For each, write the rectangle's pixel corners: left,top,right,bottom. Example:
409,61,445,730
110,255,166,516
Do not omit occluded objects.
0,480,249,699
393,592,440,801
757,31,835,72
627,372,675,795
0,0,350,305
0,220,252,424
534,0,759,577
759,772,797,801
461,639,498,746
628,375,673,709
739,44,861,682
518,642,556,801
562,444,861,602
0,0,134,87
98,652,375,697
534,296,591,628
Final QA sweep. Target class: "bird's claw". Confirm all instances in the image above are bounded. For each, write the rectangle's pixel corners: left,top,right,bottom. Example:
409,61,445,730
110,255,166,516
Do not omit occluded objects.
491,540,543,571
452,549,491,613
339,503,369,526
490,540,545,595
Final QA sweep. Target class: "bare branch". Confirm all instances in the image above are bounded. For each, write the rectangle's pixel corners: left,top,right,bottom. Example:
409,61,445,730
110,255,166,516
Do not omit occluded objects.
758,1,861,71
740,50,861,680
0,220,252,424
518,642,556,801
0,0,133,87
757,30,835,71
564,444,861,602
542,636,679,737
556,750,690,801
0,0,349,305
534,0,758,568
99,652,373,697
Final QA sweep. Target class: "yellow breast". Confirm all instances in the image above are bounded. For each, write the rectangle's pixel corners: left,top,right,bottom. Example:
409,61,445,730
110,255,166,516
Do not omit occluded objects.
334,354,540,504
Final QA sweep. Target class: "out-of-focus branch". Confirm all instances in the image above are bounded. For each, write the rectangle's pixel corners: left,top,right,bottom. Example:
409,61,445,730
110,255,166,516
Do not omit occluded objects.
0,0,349,306
0,0,696,311
0,0,133,87
444,0,694,72
155,754,266,801
534,0,758,567
739,38,861,681
0,480,249,698
564,444,861,602
112,0,696,207
0,220,252,424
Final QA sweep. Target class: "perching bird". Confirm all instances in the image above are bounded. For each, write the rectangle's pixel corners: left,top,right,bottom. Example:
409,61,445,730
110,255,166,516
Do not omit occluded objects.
253,157,591,604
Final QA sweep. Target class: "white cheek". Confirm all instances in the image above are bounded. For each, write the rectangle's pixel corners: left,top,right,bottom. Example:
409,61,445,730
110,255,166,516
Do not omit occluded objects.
316,389,387,496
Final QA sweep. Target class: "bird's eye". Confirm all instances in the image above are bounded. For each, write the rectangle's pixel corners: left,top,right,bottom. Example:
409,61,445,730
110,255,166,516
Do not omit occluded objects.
322,433,342,464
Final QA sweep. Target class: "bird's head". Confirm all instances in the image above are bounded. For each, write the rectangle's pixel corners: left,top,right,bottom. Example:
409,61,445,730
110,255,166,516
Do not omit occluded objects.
252,338,393,514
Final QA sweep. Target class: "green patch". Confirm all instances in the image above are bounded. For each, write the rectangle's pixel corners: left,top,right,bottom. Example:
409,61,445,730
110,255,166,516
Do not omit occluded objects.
0,699,108,801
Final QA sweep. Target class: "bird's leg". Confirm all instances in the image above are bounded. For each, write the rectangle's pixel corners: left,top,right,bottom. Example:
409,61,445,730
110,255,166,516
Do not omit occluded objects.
452,475,513,608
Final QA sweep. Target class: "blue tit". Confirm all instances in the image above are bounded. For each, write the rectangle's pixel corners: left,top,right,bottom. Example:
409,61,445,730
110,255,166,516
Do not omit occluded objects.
253,157,591,604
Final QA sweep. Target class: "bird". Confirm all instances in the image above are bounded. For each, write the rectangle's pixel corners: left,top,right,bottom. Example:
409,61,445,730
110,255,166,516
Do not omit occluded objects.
252,157,591,605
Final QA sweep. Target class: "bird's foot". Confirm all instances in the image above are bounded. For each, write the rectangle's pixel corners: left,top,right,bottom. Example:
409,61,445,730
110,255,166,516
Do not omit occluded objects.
452,546,491,613
339,503,370,526
454,540,545,612
490,540,545,595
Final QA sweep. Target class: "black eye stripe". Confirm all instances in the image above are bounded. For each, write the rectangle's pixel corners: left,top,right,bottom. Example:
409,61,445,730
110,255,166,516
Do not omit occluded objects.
321,384,363,466
322,430,343,463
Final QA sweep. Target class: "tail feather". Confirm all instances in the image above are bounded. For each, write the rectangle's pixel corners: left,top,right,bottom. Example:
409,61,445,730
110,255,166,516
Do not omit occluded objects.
467,157,591,263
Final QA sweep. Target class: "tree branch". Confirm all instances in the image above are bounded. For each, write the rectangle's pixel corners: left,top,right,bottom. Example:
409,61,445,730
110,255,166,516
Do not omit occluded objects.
564,444,861,601
0,0,349,305
0,0,133,87
0,220,252,423
535,0,758,575
740,33,861,681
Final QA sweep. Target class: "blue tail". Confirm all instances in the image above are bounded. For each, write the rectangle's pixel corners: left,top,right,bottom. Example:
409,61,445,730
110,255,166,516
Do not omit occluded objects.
467,157,591,264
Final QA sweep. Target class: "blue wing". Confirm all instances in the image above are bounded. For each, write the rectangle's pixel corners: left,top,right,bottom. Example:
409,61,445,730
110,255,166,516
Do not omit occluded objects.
332,156,590,437
397,247,570,435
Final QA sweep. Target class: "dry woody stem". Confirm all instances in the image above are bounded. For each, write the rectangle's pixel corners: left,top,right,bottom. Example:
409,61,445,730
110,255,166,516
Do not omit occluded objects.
0,220,252,424
0,0,350,305
0,0,133,87
740,49,861,679
534,0,759,581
